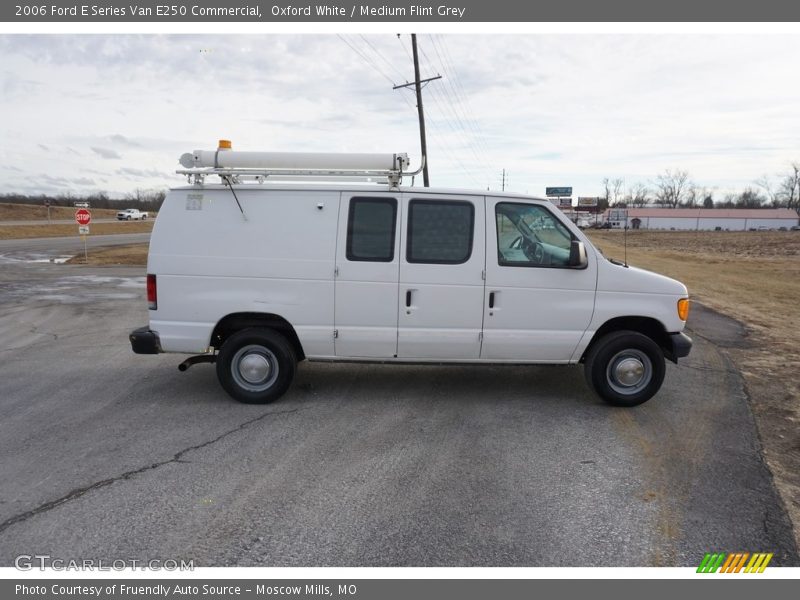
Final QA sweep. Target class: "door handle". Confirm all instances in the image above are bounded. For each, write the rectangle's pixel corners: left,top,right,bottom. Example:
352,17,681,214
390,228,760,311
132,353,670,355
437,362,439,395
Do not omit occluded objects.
489,291,495,309
406,290,412,307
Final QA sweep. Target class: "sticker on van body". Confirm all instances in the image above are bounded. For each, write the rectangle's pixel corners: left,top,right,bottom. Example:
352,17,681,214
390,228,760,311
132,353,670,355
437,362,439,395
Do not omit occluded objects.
186,193,203,210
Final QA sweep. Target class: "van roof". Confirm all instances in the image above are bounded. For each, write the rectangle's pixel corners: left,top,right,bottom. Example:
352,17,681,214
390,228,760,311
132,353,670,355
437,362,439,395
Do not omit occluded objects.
169,183,549,202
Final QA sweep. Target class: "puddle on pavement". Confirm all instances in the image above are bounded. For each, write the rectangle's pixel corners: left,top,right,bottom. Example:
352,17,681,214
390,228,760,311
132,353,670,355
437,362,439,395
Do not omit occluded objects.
0,252,72,264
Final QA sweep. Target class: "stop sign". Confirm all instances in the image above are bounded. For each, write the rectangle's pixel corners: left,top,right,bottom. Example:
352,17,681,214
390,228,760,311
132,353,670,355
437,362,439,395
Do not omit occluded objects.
75,209,91,226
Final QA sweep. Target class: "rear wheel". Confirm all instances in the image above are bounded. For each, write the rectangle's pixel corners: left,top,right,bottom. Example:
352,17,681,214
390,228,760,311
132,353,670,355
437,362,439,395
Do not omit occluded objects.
216,328,296,404
584,330,665,407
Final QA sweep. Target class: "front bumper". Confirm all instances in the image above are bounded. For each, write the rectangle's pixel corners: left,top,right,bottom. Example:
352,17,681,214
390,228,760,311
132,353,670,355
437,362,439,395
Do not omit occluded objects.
665,331,692,363
129,326,162,354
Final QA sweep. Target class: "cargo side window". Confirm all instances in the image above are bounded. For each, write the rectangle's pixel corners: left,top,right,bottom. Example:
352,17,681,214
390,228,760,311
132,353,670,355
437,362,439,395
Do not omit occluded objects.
407,200,474,264
496,203,573,268
346,197,398,262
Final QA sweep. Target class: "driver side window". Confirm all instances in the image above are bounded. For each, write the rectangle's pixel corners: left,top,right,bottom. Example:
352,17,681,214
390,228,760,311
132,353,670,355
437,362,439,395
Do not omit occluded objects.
496,203,573,268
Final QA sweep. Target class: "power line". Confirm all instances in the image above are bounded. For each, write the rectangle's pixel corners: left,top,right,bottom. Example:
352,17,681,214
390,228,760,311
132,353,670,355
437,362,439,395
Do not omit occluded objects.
336,34,397,86
430,35,494,161
396,34,414,64
419,36,493,178
359,35,407,82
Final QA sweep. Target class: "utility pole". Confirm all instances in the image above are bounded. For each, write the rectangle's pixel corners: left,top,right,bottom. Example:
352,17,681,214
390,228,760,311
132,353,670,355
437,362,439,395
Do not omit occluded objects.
501,169,506,192
394,34,441,187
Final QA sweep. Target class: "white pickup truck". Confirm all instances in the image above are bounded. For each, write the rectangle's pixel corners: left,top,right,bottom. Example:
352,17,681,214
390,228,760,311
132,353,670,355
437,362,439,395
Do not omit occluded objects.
116,208,149,221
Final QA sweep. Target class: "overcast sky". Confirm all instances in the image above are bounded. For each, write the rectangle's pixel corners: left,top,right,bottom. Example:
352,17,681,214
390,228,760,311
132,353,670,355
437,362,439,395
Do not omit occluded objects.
1,34,799,199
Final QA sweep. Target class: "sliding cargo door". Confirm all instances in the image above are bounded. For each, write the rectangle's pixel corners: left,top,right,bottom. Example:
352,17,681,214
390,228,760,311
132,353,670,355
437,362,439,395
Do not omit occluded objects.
397,194,486,359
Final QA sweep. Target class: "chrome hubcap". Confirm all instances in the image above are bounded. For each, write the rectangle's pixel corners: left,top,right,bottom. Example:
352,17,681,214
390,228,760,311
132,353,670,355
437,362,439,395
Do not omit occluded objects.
239,353,271,384
231,345,279,393
606,349,652,395
615,357,645,386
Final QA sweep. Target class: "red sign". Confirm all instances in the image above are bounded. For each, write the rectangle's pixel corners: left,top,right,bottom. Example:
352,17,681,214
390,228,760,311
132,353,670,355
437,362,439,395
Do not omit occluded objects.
75,209,92,226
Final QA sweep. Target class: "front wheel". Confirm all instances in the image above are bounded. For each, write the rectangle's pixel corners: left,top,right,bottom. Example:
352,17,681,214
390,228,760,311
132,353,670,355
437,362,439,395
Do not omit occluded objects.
216,328,296,404
584,330,665,407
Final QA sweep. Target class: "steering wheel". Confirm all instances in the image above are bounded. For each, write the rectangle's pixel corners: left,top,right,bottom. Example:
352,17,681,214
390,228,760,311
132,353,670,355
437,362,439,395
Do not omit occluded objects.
522,240,545,264
511,236,546,264
533,242,545,263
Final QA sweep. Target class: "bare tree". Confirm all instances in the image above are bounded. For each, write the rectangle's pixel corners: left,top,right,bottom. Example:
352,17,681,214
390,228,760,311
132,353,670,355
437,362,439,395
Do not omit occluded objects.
755,175,778,206
736,187,765,208
684,184,698,208
627,182,649,208
611,178,624,206
653,169,691,208
777,163,800,210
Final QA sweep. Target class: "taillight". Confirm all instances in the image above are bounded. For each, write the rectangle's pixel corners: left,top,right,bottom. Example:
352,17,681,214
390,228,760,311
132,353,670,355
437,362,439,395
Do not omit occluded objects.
147,274,157,310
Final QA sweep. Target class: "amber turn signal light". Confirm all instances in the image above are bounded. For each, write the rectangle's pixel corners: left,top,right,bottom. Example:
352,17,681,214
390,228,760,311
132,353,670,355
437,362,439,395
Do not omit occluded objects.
677,298,690,321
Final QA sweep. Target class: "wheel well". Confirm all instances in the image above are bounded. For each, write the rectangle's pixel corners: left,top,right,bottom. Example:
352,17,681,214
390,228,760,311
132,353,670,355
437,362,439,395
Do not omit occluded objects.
581,316,669,362
210,312,305,361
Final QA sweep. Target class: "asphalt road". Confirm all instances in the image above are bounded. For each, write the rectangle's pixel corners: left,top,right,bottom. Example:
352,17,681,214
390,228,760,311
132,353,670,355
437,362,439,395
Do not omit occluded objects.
0,241,796,567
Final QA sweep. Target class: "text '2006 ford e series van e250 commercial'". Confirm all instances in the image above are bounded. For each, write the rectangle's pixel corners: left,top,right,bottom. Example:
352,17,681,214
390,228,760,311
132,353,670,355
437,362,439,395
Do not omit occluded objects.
129,142,692,407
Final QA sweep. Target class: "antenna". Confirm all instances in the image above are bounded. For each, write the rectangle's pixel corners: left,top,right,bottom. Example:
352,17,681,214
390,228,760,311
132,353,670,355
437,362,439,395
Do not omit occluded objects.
623,208,629,267
223,175,248,222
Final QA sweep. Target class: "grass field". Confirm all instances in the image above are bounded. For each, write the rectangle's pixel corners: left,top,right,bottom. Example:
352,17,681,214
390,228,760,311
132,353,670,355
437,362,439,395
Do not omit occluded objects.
585,230,800,337
66,243,149,265
0,202,122,221
0,221,154,239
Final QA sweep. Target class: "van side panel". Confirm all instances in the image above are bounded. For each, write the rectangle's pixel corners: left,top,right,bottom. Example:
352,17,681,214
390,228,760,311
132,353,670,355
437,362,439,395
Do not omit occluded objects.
148,188,339,355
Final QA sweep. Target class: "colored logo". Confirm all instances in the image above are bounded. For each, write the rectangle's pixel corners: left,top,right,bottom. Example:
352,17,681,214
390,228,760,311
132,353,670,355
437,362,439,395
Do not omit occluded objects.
697,552,773,573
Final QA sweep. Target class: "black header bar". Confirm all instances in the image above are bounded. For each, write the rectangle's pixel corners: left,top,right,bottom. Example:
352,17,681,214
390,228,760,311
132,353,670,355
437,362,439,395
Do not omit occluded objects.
5,0,800,22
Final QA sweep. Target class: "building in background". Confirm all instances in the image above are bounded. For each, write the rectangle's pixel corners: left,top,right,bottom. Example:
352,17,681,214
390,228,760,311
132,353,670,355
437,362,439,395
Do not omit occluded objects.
603,208,799,231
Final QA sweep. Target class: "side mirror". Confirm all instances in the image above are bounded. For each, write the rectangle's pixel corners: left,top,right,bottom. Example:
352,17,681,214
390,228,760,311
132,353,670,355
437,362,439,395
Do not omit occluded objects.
569,240,588,268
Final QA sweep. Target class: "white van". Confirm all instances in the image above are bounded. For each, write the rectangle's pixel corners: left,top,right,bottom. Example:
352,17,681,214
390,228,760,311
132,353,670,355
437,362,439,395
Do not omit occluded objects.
130,144,691,407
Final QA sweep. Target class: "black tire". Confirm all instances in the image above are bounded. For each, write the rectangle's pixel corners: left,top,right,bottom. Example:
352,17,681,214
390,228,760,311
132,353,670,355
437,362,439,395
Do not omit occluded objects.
216,328,296,404
584,330,665,407
126,215,132,221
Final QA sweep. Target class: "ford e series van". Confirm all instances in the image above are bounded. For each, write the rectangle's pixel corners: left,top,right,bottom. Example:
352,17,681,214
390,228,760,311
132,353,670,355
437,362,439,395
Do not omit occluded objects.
130,144,691,406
